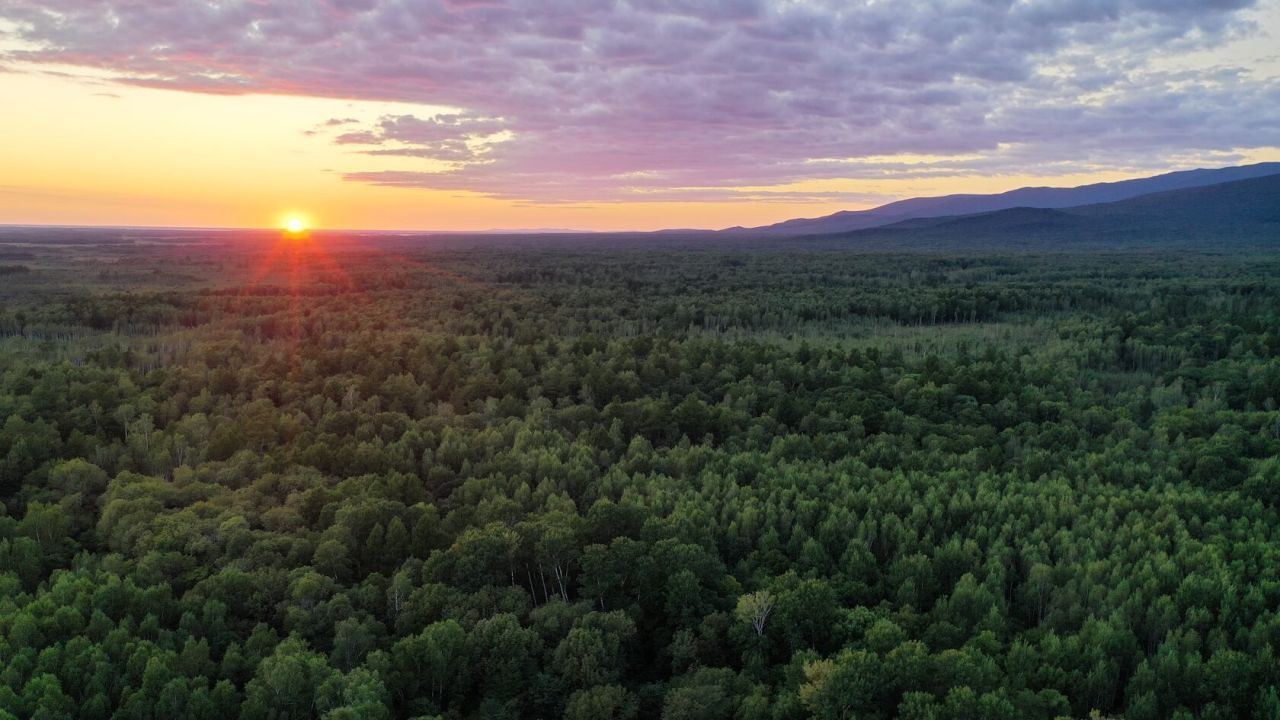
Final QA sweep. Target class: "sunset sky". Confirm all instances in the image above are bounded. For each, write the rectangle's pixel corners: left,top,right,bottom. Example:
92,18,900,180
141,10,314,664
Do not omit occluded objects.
2,0,1279,232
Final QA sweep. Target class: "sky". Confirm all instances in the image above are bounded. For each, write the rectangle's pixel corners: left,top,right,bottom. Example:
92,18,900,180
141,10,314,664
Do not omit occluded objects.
1,0,1279,232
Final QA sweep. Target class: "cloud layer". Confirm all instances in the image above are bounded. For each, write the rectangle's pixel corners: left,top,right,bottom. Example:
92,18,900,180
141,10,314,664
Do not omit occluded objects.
4,0,1279,203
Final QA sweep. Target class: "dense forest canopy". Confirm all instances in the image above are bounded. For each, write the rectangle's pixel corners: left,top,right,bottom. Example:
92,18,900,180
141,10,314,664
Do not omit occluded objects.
2,236,1280,719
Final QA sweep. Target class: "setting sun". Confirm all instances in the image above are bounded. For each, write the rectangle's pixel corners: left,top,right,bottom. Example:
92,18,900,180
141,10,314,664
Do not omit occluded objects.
284,216,307,233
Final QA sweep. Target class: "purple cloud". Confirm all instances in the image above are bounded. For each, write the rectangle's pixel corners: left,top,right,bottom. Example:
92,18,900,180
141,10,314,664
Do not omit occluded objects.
328,112,509,163
2,0,1277,203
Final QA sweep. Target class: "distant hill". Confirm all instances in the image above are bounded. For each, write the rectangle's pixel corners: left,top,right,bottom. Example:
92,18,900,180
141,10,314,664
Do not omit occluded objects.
802,173,1280,250
734,162,1280,237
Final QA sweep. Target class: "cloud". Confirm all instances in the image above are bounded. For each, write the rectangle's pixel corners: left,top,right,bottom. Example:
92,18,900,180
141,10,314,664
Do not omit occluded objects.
326,112,511,163
3,0,1278,202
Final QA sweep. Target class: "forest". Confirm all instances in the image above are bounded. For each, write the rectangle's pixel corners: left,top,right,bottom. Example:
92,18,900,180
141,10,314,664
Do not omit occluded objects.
2,234,1280,719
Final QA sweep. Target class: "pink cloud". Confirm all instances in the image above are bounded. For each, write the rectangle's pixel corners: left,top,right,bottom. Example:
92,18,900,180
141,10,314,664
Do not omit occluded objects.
3,0,1277,202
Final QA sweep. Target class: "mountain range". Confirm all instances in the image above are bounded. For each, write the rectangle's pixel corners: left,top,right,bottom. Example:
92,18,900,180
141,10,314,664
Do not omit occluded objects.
728,161,1280,240
790,171,1280,250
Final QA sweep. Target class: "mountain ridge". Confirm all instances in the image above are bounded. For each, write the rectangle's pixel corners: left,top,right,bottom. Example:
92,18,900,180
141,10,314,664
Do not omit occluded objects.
796,172,1280,250
731,162,1280,237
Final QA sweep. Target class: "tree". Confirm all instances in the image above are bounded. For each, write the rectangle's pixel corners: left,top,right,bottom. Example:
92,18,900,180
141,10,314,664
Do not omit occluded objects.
469,614,541,700
551,611,636,691
735,590,775,638
241,638,341,720
322,668,391,720
565,685,639,720
330,617,381,671
800,651,883,720
389,620,466,712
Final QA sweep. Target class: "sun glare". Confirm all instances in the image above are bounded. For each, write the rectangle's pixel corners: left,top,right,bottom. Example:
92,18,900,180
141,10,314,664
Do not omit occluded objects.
285,216,307,234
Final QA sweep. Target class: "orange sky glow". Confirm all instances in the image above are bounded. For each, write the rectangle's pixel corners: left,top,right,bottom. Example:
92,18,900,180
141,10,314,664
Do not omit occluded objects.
1,2,1278,232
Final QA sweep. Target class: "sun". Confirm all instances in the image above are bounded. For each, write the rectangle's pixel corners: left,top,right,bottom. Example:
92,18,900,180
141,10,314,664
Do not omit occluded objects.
284,216,307,234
